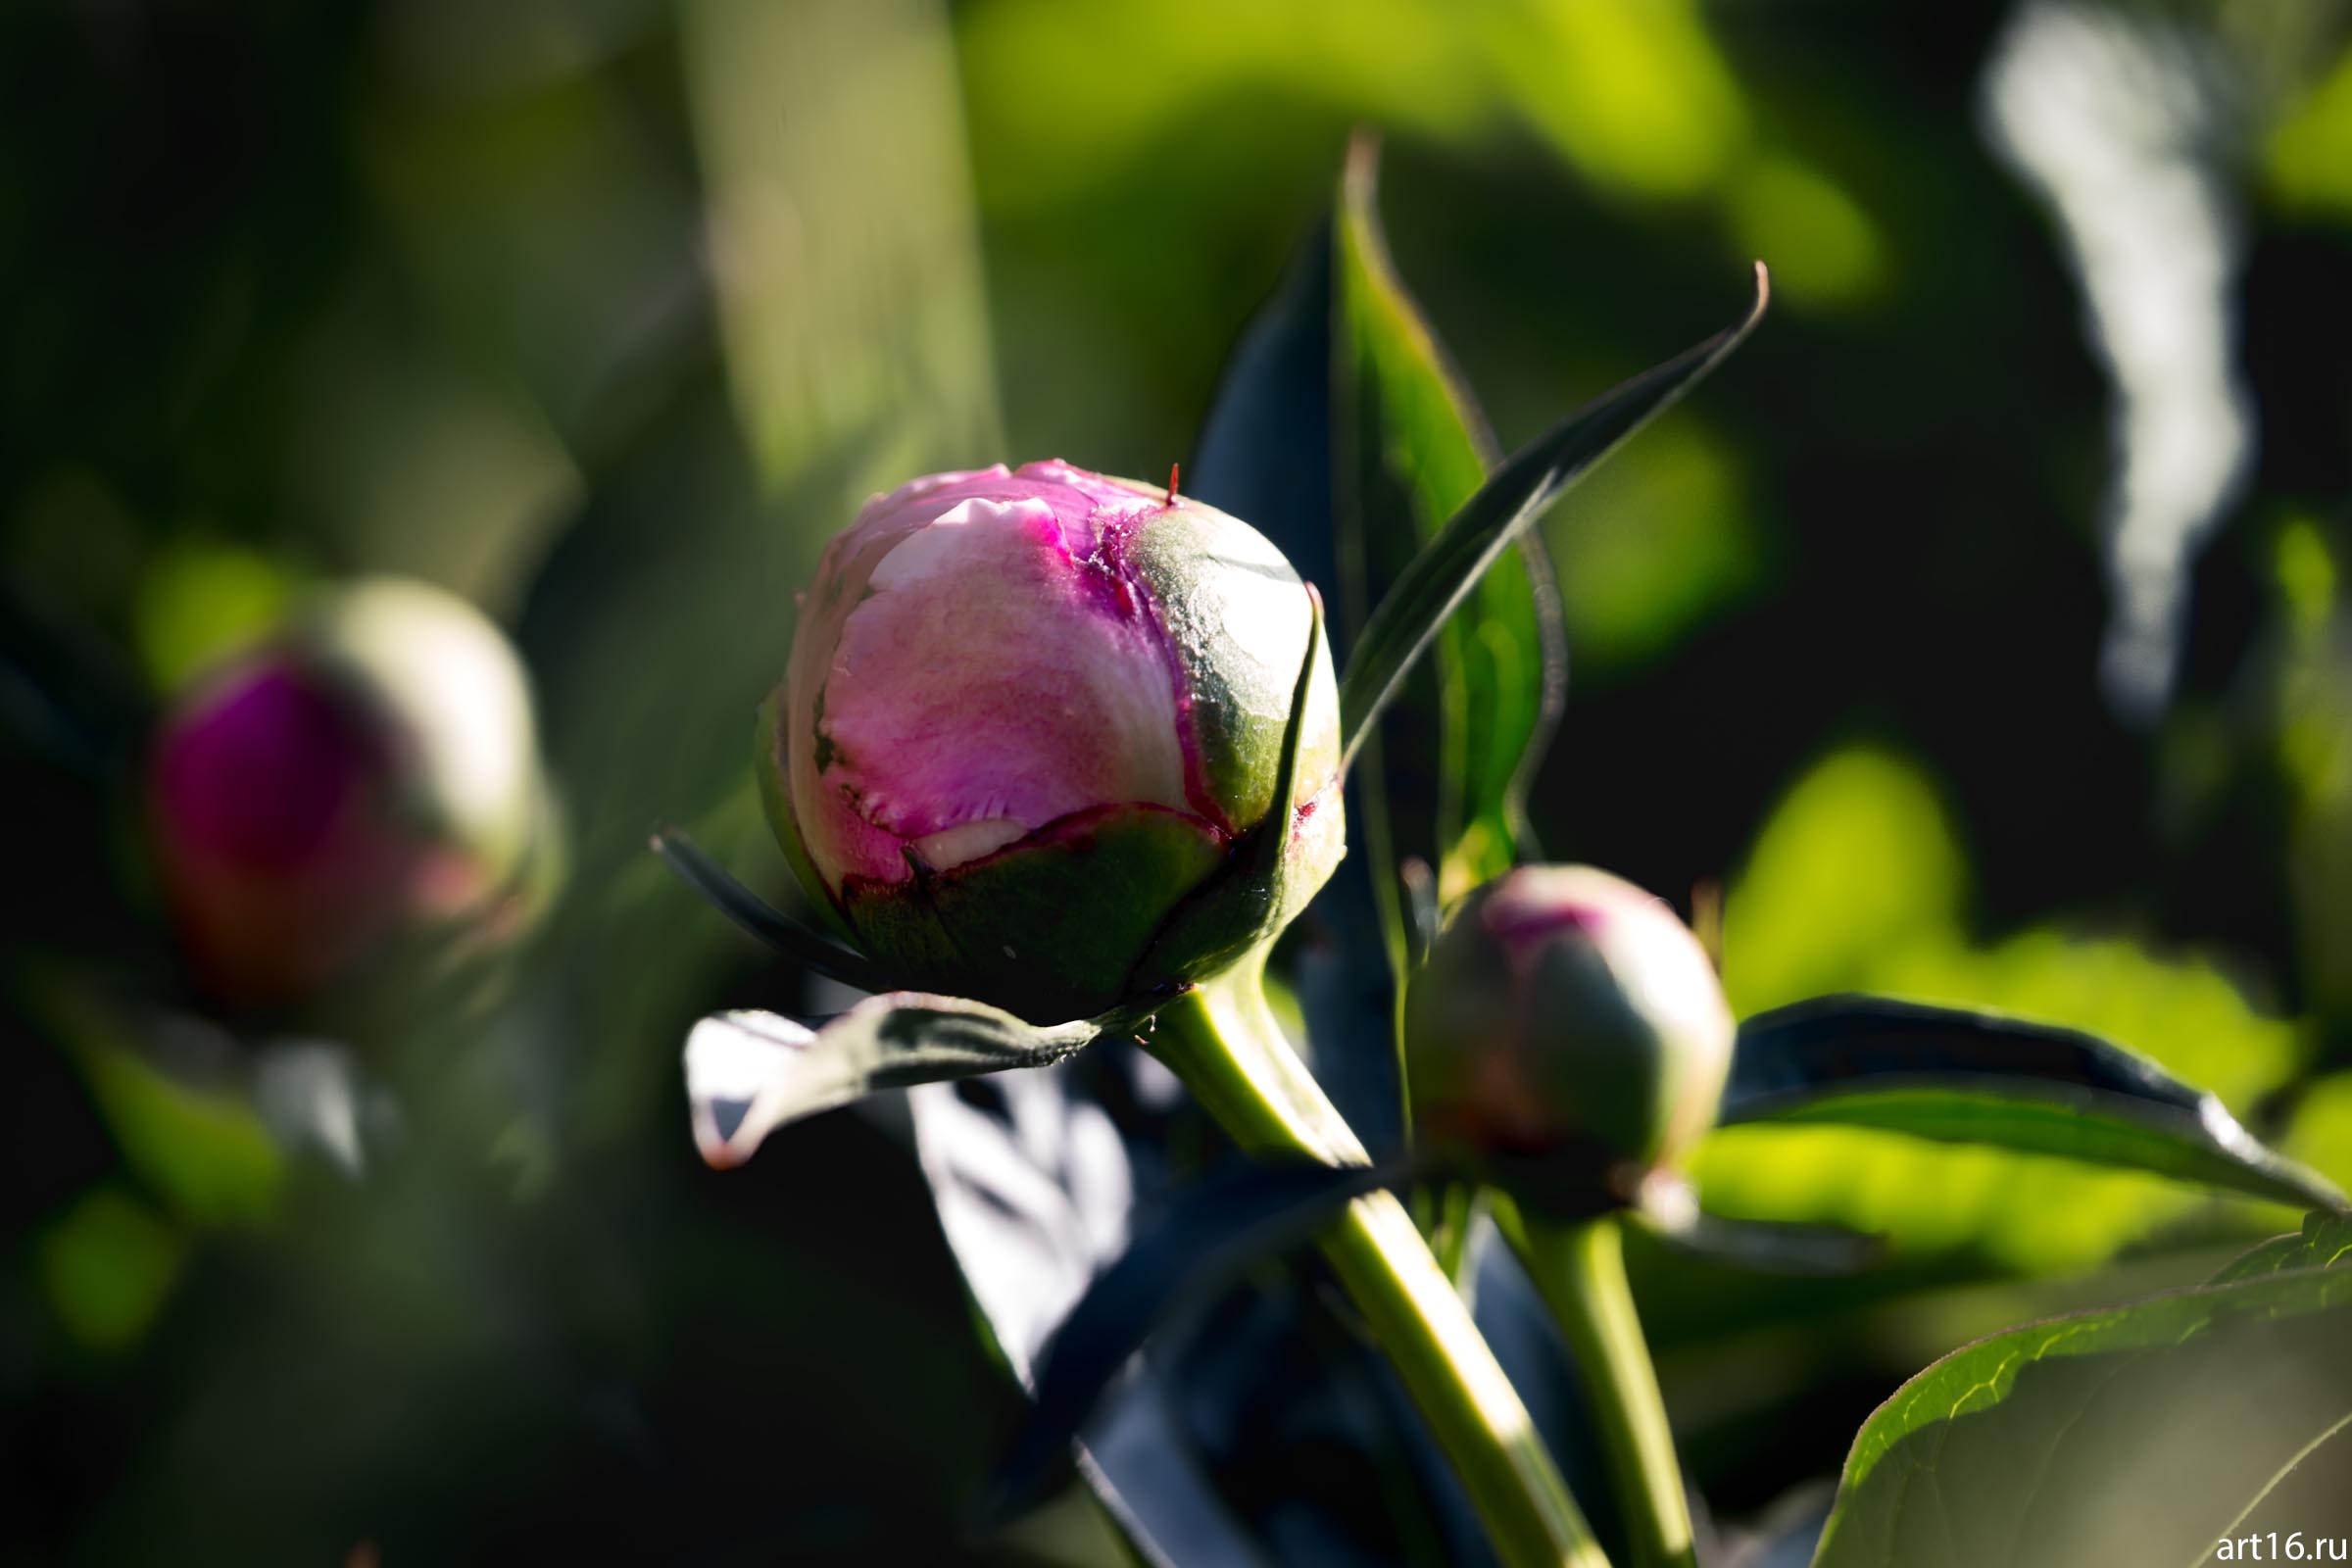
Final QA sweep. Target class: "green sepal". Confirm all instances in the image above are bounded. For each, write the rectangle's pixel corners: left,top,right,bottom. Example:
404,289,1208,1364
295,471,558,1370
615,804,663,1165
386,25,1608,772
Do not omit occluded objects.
842,804,1227,1025
1129,592,1337,994
753,683,857,943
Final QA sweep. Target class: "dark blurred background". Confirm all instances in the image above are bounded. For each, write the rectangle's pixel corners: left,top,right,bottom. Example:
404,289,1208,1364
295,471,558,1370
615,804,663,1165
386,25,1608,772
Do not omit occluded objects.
4,0,2350,1561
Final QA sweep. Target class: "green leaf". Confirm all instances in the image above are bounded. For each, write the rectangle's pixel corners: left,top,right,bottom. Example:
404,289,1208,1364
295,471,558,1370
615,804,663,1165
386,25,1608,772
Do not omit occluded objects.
1811,1238,2352,1567
2211,1209,2352,1285
981,1156,1405,1524
1338,262,1768,768
681,995,1105,1167
37,984,284,1227
1726,996,2345,1213
650,823,894,993
1334,136,1564,901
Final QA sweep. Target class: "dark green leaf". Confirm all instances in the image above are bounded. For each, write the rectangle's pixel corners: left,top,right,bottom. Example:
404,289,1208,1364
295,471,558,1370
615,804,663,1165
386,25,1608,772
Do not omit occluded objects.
1811,1246,2352,1566
682,996,1100,1167
1335,136,1564,895
1188,218,1339,603
1337,264,1769,768
1192,217,1405,1153
1642,1197,1881,1277
1725,996,2345,1211
981,1156,1406,1524
650,823,893,993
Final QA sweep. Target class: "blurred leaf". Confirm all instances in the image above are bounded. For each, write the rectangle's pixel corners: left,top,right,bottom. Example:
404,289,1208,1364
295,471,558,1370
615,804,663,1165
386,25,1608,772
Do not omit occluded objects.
1725,996,2343,1212
37,1185,187,1353
681,997,1102,1168
682,0,999,485
1724,153,1887,308
650,823,892,992
2265,41,2352,219
984,1157,1404,1523
1810,1243,2352,1567
1721,746,1966,1016
1541,415,1756,672
1643,1200,1881,1277
50,994,284,1227
1705,745,2316,1273
1337,264,1767,770
130,542,293,692
1489,0,1749,202
2284,1071,2352,1195
1334,137,1564,905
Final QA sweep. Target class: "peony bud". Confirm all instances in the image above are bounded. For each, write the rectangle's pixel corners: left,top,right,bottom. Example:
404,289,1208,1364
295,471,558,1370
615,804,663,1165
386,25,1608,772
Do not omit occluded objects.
760,460,1343,1022
147,577,550,1006
1403,866,1734,1209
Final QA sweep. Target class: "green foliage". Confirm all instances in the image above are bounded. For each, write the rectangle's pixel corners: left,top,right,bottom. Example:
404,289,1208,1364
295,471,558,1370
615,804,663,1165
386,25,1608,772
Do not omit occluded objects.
37,1186,187,1353
1335,142,1559,903
1701,746,2313,1272
1336,267,1768,769
683,995,1106,1168
1812,1214,2352,1566
49,991,284,1228
1728,998,2341,1213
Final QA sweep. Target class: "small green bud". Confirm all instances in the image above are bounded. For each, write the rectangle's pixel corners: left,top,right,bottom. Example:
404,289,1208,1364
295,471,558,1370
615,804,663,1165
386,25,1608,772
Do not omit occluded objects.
1403,865,1734,1210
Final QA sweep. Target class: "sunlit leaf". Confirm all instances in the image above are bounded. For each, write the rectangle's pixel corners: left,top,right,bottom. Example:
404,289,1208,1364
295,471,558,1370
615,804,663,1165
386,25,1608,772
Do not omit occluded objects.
37,1186,187,1353
682,997,1102,1168
48,994,284,1227
1725,996,2343,1212
1334,135,1564,905
1811,1241,2352,1566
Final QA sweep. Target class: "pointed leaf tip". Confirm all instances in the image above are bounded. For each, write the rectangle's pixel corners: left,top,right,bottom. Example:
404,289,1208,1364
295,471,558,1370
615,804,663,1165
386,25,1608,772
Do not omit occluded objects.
1337,265,1768,769
650,823,890,992
682,995,1104,1168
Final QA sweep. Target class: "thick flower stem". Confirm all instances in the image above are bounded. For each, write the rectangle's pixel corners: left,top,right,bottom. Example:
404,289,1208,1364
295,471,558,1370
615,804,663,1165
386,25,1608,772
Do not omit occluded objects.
1502,1202,1697,1568
1148,957,1605,1568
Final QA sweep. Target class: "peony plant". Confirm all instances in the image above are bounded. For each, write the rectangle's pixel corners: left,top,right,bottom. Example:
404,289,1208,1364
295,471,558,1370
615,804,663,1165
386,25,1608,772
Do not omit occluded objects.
662,143,2349,1568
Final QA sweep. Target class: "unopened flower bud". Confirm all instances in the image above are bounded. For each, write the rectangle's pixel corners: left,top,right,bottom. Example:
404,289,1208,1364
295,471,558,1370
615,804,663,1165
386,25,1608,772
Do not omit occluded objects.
761,460,1343,1022
1403,866,1733,1208
147,578,551,1006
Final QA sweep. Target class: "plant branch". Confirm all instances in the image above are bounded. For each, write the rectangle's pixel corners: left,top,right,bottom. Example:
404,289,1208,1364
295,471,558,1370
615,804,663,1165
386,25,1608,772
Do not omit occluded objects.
1503,1200,1697,1568
1148,953,1605,1568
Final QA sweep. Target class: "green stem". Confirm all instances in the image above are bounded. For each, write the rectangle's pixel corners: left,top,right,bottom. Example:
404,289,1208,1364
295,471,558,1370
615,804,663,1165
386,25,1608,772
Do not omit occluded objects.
1503,1201,1696,1568
1149,956,1606,1568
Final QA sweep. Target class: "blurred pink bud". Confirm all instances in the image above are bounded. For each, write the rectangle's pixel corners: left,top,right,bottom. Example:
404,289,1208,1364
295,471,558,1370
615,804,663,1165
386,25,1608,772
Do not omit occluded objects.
148,579,550,1006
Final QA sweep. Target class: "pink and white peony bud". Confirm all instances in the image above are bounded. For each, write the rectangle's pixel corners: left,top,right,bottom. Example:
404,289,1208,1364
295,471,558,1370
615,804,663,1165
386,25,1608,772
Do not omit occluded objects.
760,460,1343,1022
147,578,551,1006
1403,866,1734,1208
